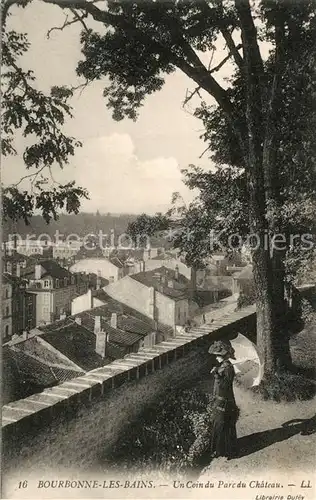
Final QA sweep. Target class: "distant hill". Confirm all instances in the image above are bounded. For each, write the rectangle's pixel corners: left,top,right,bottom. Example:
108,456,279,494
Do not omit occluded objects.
3,213,138,241
3,213,175,250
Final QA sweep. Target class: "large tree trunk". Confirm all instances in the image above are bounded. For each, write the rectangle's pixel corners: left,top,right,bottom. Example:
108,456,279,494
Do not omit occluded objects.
251,229,278,374
271,249,292,370
236,0,279,376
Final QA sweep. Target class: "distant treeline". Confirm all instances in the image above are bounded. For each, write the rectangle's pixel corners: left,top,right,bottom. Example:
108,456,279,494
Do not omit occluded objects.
3,212,138,240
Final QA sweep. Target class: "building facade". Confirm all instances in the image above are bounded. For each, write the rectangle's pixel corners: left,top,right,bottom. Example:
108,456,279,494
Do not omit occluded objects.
104,267,195,331
70,257,126,283
2,276,13,342
52,241,82,260
2,274,37,342
22,261,88,326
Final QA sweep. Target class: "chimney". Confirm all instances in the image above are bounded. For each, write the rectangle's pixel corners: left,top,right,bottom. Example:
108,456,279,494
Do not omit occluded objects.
140,259,145,272
88,288,93,309
16,263,21,278
22,330,28,340
175,265,179,280
95,330,108,358
94,315,101,334
110,312,117,329
74,316,82,325
35,264,42,280
168,280,174,288
149,286,155,319
96,270,101,290
60,312,66,320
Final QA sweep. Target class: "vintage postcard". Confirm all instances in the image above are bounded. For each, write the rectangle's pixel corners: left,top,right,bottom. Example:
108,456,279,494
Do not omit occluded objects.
1,0,315,499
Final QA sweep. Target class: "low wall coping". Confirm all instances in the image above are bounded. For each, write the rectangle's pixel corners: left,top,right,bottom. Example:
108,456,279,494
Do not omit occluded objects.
2,305,256,429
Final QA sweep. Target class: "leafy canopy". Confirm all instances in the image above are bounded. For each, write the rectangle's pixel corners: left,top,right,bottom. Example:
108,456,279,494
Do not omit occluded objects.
1,22,89,223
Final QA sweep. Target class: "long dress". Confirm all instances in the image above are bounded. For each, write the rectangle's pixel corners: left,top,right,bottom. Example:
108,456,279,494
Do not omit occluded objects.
209,359,238,459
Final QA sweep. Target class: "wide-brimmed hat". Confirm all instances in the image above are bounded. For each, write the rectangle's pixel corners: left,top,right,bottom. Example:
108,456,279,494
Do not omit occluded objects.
208,340,236,360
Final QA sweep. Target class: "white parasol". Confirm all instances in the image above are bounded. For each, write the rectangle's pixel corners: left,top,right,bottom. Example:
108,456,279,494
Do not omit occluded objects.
229,334,264,388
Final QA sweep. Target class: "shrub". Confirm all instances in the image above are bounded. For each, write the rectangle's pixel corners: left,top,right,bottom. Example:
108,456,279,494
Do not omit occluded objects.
253,372,316,402
106,388,217,473
237,284,256,310
300,298,314,325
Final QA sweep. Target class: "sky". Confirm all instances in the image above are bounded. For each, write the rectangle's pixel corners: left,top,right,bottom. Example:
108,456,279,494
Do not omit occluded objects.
3,1,244,215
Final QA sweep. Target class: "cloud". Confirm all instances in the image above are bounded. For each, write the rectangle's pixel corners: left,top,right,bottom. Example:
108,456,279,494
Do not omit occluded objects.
72,133,195,214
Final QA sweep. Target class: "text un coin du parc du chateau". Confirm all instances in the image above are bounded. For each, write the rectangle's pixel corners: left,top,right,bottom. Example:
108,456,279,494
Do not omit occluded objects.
33,479,311,498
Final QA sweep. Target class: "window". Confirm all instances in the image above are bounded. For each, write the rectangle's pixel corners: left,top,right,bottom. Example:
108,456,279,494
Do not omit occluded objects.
64,278,68,287
55,279,59,288
44,280,50,288
178,308,181,322
6,306,9,317
5,325,9,338
5,288,9,299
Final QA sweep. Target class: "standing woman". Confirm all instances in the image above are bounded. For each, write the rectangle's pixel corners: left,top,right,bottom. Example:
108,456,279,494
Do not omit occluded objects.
208,340,239,459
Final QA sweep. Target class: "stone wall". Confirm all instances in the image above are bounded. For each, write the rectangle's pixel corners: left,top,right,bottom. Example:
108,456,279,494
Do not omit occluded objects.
2,306,256,478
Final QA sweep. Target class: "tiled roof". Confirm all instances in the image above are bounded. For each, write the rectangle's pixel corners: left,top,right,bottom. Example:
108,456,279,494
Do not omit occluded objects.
15,336,78,368
106,343,128,360
2,348,52,405
93,288,110,302
21,260,72,280
5,346,83,388
40,323,113,372
131,266,190,300
36,291,173,365
109,256,124,268
73,306,152,343
103,323,143,346
97,291,174,337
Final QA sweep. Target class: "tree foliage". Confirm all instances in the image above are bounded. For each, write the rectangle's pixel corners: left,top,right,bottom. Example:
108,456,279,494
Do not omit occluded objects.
126,212,170,245
1,21,89,223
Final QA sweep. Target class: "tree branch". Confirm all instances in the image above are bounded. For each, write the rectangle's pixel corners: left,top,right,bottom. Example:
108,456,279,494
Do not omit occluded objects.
220,27,244,70
263,7,286,202
210,44,243,74
47,13,74,38
13,165,47,187
234,0,264,81
1,0,23,26
46,9,88,38
183,86,202,107
69,7,89,31
200,0,244,70
41,0,246,158
199,144,212,159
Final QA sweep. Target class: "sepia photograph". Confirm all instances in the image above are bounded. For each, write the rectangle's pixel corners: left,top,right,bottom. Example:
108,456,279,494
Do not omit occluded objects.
1,0,316,499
